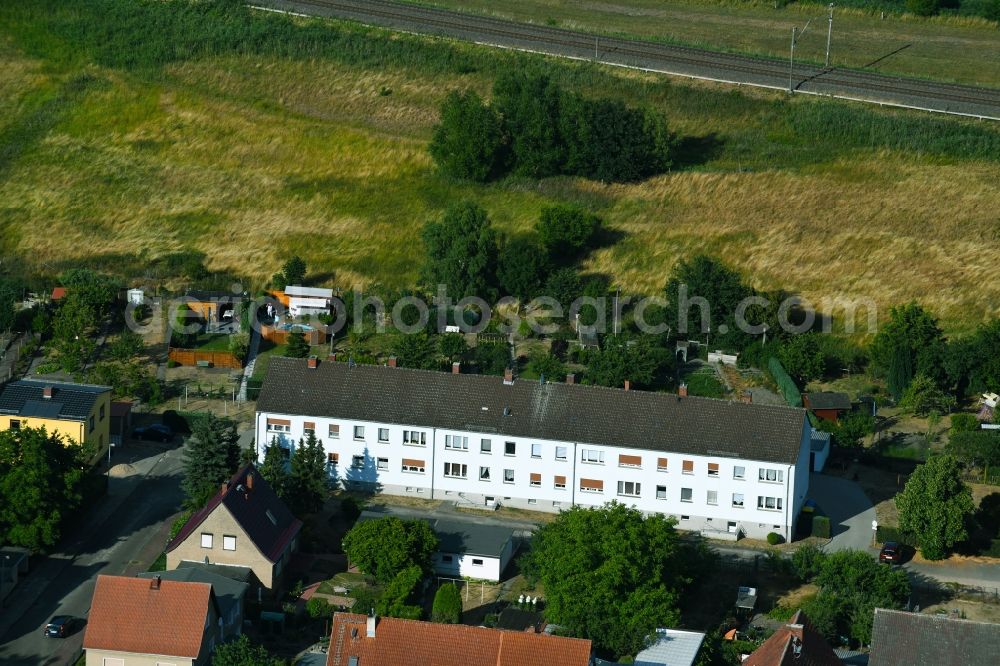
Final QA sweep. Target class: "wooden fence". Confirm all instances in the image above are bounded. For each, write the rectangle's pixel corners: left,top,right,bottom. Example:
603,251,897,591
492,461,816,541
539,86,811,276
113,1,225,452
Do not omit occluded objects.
261,324,327,346
168,348,243,369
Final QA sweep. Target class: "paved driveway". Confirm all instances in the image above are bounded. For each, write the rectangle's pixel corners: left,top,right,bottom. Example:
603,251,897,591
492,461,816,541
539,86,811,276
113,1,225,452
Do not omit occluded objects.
807,473,877,553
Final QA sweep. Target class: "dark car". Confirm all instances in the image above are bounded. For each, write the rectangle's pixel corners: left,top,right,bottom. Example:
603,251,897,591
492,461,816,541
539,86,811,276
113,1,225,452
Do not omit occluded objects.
43,616,78,638
131,423,173,442
879,541,900,564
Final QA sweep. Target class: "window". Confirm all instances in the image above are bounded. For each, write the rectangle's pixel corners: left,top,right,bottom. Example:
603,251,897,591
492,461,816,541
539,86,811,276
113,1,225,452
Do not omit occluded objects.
707,463,719,477
619,454,642,468
581,449,604,464
472,559,484,566
9,419,20,431
223,535,236,551
680,487,693,503
757,496,784,511
657,457,668,472
707,490,718,505
445,435,469,450
554,475,566,489
401,458,425,473
267,419,290,433
328,424,340,439
353,426,365,440
377,457,389,471
99,405,105,420
504,469,515,484
303,421,315,436
528,498,537,505
759,468,784,483
553,501,562,508
441,555,453,563
89,415,95,432
656,485,667,499
617,481,641,497
580,478,603,493
732,493,745,508
378,428,389,443
531,443,542,458
444,462,467,478
327,452,339,465
680,515,690,521
481,438,492,453
682,460,694,475
505,441,516,456
733,466,746,480
530,473,541,487
555,446,567,461
479,466,491,481
352,455,364,469
201,533,213,549
403,430,426,445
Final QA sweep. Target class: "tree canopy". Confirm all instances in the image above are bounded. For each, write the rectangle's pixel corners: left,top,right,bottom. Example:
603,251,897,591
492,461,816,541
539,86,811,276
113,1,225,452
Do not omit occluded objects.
342,516,439,583
421,201,499,300
663,255,756,351
287,432,328,516
536,205,601,264
523,502,711,659
429,89,507,182
284,327,310,358
181,414,241,508
212,635,285,666
281,255,307,286
896,454,975,560
0,279,17,332
497,236,550,301
432,583,463,623
777,333,825,385
259,437,289,499
870,303,947,399
946,429,1000,469
897,373,956,416
584,337,668,390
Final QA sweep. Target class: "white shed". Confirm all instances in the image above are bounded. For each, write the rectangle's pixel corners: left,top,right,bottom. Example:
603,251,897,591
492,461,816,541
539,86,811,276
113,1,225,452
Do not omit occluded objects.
126,288,145,305
431,519,516,583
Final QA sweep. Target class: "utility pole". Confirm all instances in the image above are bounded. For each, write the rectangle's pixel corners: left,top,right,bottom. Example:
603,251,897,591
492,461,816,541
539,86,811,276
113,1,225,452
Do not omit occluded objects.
825,4,834,68
789,27,797,93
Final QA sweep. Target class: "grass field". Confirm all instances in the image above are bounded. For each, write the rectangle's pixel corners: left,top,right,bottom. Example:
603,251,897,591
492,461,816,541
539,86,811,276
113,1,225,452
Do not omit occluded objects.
2,0,1000,334
405,0,1000,88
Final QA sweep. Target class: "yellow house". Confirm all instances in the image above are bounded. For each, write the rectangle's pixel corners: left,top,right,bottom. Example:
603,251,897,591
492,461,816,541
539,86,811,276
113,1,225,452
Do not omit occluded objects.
0,379,112,463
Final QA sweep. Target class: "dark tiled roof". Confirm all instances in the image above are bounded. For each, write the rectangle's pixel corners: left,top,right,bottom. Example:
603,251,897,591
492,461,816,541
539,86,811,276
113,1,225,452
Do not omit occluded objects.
869,608,1000,666
138,568,248,625
0,379,109,420
176,561,258,585
743,610,842,666
804,392,852,411
166,464,302,563
258,358,808,464
357,512,514,558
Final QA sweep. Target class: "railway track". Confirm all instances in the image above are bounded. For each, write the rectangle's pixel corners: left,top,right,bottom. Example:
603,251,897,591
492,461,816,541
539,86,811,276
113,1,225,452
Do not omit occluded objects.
255,0,1000,120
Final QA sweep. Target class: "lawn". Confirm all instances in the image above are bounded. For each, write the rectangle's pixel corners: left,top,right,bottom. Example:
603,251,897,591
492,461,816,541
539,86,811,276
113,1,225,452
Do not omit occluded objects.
2,1,1000,333
403,0,1000,88
251,342,288,381
190,333,231,352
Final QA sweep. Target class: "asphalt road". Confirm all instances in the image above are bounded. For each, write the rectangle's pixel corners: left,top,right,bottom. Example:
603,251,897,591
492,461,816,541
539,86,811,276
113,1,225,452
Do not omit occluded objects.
253,0,1000,120
0,446,184,666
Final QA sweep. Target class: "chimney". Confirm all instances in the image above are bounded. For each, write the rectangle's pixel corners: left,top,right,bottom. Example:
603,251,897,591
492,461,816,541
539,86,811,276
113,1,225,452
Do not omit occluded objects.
150,575,161,590
221,481,228,495
678,383,688,397
367,611,377,638
387,356,397,368
503,367,514,385
246,472,254,490
624,380,631,391
307,355,319,369
741,390,752,404
566,373,575,385
43,386,54,399
452,361,461,374
328,353,337,362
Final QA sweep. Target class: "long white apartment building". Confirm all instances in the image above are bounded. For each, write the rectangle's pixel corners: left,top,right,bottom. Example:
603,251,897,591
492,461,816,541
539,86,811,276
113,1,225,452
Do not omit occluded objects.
255,357,812,541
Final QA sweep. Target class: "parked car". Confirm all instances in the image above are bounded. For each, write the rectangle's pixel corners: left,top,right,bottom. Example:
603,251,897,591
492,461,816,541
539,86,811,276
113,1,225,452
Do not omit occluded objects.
879,541,900,564
131,423,174,442
43,616,79,638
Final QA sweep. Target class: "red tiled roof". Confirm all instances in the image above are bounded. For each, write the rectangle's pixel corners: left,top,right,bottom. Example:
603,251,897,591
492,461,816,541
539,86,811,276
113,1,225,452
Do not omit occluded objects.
743,610,842,666
51,287,67,300
83,575,214,658
326,613,592,666
166,464,301,562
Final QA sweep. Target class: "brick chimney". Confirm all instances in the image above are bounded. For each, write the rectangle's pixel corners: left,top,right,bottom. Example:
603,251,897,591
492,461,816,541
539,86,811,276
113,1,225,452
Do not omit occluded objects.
246,472,254,490
328,353,338,362
452,361,461,374
741,390,752,404
566,373,575,385
678,383,688,397
307,355,319,369
624,379,631,391
43,386,54,399
150,575,161,590
221,481,228,495
503,367,514,385
387,356,397,368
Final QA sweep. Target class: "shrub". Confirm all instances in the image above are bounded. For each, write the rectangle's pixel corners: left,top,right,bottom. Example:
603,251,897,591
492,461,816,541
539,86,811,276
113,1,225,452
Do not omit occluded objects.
340,495,363,523
431,583,463,624
812,515,831,539
166,359,179,368
876,525,919,547
306,596,334,619
766,532,783,546
791,543,827,582
950,413,979,434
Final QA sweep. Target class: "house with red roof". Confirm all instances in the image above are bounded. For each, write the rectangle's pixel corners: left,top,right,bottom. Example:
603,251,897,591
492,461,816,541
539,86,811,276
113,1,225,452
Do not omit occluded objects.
742,610,841,666
166,464,302,590
326,612,593,666
83,574,228,666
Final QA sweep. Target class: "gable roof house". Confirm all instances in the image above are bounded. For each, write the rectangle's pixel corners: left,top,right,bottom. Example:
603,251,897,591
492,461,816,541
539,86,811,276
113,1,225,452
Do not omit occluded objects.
802,392,852,423
868,608,1000,666
138,567,249,640
326,612,592,666
83,574,225,666
742,610,841,666
165,464,302,590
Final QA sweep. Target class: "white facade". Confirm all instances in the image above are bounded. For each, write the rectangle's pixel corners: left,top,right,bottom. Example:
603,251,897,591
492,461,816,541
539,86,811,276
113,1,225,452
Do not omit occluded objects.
432,538,513,582
256,410,811,541
288,296,330,318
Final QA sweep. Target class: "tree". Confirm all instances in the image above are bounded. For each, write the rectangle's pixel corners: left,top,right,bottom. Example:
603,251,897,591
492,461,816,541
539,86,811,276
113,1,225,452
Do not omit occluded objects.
828,411,875,449
0,427,85,551
526,350,566,381
947,430,1000,470
59,268,120,317
342,516,439,583
871,303,946,398
946,320,1000,396
544,267,582,309
474,341,511,375
898,374,956,416
429,89,507,182
906,0,940,16
281,255,307,286
181,414,241,508
950,413,980,434
432,583,463,623
497,236,550,301
229,331,250,362
438,333,467,362
284,327,310,358
0,279,17,332
523,502,711,658
791,543,827,582
377,565,424,619
585,337,666,389
212,635,285,666
664,255,755,351
813,549,910,643
287,432,328,516
259,437,289,499
492,71,566,178
109,328,144,362
392,332,439,370
896,455,975,560
421,201,499,300
777,333,825,384
536,205,601,264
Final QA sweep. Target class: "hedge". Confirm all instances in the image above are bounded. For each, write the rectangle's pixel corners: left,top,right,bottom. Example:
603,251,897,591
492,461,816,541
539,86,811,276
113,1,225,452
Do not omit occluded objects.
876,525,919,547
768,357,803,408
812,515,831,539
